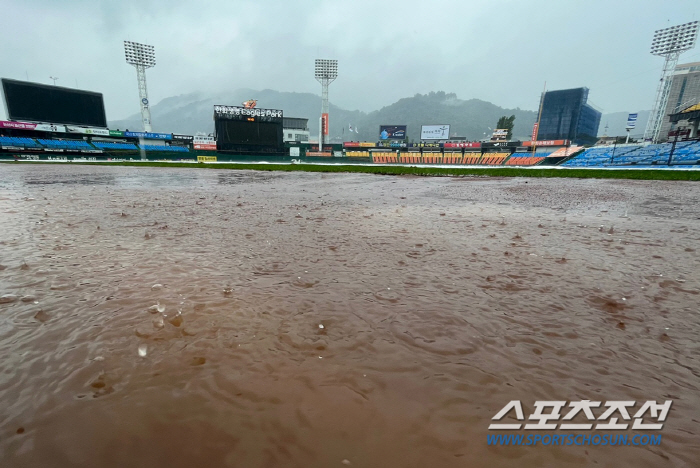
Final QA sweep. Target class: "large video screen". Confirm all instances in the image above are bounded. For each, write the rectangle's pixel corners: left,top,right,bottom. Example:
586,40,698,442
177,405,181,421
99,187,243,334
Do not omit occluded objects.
215,120,282,152
2,78,107,127
379,125,407,140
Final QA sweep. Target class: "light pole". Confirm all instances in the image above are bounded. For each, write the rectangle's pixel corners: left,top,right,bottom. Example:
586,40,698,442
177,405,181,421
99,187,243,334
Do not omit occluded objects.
124,41,156,132
49,76,58,86
644,21,698,143
314,59,338,151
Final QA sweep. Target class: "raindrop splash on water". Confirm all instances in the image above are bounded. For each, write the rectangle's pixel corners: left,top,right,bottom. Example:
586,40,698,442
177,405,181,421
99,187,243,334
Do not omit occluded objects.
147,302,165,314
167,312,183,328
0,294,18,304
153,316,164,329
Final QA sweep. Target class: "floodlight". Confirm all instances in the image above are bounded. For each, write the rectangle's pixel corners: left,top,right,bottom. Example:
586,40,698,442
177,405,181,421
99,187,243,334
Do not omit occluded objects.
314,59,338,149
124,41,156,132
644,21,699,142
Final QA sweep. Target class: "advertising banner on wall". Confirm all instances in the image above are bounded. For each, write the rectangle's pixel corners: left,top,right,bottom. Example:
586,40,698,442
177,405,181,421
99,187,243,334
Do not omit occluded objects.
109,130,125,137
522,139,568,147
420,125,450,140
35,123,65,132
66,126,109,136
193,135,216,150
345,142,376,148
0,120,37,130
172,134,194,143
0,120,68,132
482,141,521,148
171,134,193,147
124,131,172,140
322,113,329,136
379,125,407,140
443,142,481,148
194,143,217,150
492,129,508,140
376,141,408,148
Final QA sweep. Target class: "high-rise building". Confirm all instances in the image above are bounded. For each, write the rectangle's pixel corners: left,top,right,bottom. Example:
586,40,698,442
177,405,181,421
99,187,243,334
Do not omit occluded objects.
659,61,700,140
536,87,602,145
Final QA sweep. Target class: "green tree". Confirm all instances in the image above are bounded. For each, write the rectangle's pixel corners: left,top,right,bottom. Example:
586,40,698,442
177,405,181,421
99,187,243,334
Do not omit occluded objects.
496,115,516,140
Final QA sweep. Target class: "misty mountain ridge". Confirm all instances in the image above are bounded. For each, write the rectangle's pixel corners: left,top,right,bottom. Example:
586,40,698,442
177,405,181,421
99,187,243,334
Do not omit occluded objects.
110,89,646,142
109,90,537,141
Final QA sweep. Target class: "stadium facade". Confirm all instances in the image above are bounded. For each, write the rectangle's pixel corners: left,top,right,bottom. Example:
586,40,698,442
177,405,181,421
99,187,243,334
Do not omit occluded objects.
536,88,602,145
659,61,700,140
282,117,310,143
1,78,699,168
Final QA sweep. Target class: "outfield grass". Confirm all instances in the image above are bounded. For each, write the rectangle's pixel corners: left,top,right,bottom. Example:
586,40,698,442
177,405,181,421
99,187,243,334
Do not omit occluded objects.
2,160,700,180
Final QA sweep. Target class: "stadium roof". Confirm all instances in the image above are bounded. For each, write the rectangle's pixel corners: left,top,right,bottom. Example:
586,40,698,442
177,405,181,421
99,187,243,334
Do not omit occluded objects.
669,100,700,123
680,102,700,113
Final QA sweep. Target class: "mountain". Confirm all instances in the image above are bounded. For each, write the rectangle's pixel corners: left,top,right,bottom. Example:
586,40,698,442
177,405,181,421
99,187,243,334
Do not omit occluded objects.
357,92,537,142
109,89,364,137
109,90,538,142
597,110,651,137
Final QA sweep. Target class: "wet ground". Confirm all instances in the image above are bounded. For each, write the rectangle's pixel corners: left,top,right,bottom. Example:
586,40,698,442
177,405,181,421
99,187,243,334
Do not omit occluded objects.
0,164,699,468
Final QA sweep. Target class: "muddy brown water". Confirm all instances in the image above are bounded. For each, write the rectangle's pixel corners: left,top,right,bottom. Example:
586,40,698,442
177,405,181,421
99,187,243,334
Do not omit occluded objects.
0,164,699,468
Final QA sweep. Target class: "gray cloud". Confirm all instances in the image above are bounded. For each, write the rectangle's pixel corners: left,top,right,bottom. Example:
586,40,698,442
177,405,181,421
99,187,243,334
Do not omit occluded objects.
2,0,700,121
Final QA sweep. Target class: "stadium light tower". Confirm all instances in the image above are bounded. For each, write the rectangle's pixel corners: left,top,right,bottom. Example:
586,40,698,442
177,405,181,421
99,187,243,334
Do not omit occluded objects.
644,21,699,143
314,59,338,150
124,40,156,132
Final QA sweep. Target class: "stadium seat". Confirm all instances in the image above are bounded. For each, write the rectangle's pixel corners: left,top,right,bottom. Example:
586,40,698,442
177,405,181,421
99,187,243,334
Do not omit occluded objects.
92,141,139,151
463,153,482,165
480,152,509,165
0,136,43,149
37,139,94,150
561,143,700,167
141,145,189,152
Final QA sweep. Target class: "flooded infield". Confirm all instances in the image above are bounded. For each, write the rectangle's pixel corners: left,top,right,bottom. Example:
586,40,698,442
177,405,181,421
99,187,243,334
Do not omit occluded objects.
0,164,699,468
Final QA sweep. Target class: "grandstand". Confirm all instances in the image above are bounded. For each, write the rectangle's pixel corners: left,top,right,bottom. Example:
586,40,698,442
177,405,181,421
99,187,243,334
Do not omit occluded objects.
371,152,398,163
37,139,94,150
462,153,482,165
480,152,509,165
399,153,422,164
141,145,189,153
0,136,43,149
346,150,370,158
0,132,192,158
563,141,700,167
442,153,462,164
92,141,139,151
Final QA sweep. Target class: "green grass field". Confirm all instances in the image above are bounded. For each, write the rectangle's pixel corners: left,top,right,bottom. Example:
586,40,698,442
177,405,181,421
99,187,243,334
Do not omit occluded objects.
3,160,700,181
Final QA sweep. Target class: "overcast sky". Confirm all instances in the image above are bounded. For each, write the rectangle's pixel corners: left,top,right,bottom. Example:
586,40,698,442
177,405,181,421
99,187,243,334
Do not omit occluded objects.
1,0,699,122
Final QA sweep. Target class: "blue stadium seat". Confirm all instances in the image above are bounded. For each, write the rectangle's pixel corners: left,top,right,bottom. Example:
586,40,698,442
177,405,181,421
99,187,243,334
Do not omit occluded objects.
562,141,700,167
0,136,42,148
92,141,139,151
141,145,189,152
